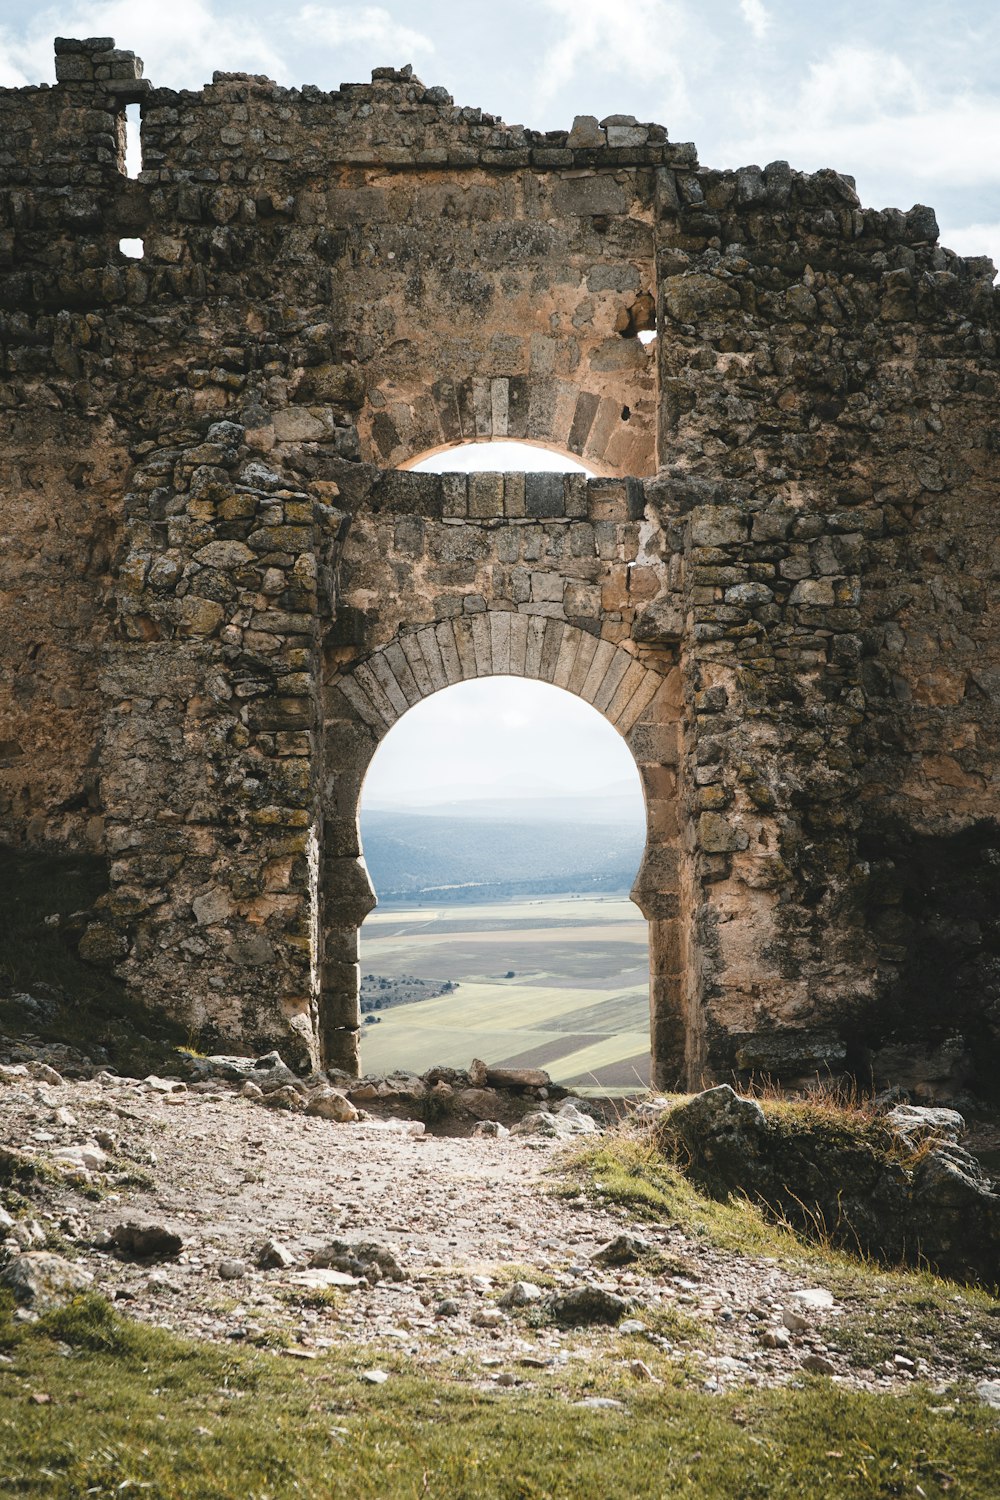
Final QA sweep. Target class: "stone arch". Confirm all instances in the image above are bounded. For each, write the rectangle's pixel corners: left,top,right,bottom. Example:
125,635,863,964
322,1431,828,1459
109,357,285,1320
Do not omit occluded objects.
320,614,686,1087
360,369,657,479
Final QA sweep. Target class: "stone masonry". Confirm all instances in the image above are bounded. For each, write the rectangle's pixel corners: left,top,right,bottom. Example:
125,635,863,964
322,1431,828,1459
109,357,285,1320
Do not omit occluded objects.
1,39,998,1094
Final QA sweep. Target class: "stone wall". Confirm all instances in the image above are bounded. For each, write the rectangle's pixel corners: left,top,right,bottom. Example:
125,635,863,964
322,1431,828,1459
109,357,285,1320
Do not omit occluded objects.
1,37,998,1094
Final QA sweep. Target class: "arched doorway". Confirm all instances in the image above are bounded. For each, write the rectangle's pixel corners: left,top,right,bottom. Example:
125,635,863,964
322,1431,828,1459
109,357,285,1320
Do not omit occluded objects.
320,608,684,1085
357,676,651,1089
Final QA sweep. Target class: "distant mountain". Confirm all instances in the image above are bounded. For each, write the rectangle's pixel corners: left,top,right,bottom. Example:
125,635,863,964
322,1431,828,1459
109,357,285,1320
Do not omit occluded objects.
363,774,642,814
360,805,644,903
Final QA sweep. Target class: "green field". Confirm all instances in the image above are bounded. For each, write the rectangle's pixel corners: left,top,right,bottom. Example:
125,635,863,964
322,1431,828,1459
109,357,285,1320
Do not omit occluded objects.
359,894,651,1088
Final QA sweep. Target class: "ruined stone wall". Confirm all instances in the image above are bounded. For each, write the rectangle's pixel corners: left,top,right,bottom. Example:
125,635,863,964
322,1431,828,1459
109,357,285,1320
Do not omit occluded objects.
1,37,998,1093
646,163,1000,1090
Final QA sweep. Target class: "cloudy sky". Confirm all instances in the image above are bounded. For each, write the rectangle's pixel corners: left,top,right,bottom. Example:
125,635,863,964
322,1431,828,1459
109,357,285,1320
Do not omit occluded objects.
2,1,996,808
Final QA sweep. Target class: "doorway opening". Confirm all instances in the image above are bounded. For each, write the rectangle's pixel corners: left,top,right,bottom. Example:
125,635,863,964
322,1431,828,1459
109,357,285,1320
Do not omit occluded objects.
404,439,593,475
358,676,651,1092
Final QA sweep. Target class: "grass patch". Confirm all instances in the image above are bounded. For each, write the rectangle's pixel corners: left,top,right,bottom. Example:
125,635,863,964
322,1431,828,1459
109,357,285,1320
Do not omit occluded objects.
566,1131,1000,1383
0,1293,997,1498
277,1286,345,1312
0,844,188,1075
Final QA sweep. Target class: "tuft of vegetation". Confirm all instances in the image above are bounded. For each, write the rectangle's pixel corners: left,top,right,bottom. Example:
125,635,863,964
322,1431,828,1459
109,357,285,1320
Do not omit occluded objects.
566,1128,1000,1386
0,1292,997,1498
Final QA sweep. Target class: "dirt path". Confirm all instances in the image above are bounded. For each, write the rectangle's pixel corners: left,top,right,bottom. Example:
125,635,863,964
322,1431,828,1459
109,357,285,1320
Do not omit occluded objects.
2,1067,996,1398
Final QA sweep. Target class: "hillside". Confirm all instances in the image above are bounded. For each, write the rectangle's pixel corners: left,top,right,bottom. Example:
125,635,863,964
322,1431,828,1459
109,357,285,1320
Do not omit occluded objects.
360,795,645,902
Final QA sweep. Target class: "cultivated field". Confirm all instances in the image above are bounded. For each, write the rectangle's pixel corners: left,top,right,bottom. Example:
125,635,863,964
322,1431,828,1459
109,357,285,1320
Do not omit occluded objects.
358,894,651,1089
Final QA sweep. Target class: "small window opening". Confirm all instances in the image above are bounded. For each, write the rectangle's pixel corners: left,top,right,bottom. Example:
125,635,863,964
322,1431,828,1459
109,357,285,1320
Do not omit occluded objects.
124,103,142,179
119,239,144,259
615,290,656,341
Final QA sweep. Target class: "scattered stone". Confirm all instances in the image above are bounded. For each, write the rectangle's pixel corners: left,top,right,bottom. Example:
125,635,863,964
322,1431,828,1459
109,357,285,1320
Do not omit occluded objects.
618,1319,647,1335
549,1285,631,1326
629,1359,659,1381
975,1380,1000,1409
471,1120,509,1139
257,1238,296,1270
361,1369,389,1385
800,1353,837,1376
887,1105,965,1146
468,1058,488,1088
217,1258,247,1280
574,1397,625,1410
110,1222,184,1260
305,1089,359,1123
311,1240,406,1284
1,1252,93,1311
436,1298,461,1318
259,1085,306,1112
760,1328,791,1350
591,1233,652,1267
498,1280,544,1308
485,1066,550,1090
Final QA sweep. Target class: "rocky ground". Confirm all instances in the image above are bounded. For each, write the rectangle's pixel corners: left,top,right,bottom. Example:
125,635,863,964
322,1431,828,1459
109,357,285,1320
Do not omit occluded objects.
1,1048,999,1413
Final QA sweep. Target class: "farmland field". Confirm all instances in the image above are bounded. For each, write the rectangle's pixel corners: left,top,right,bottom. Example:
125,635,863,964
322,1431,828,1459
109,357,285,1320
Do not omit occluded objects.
358,894,650,1090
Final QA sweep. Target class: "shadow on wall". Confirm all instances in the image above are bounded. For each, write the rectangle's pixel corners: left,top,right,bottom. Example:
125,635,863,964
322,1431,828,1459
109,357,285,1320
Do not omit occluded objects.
859,819,1000,1099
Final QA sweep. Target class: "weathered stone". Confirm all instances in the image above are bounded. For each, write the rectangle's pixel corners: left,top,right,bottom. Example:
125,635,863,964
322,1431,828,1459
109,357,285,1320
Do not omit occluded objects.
1,1252,93,1310
110,1222,183,1259
549,1284,632,1325
305,1087,359,1122
498,1279,544,1307
311,1239,406,1283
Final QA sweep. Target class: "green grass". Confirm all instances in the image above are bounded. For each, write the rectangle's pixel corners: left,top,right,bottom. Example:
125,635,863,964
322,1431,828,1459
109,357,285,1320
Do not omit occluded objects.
0,1292,997,1499
0,844,187,1075
564,1132,1000,1389
358,893,651,1086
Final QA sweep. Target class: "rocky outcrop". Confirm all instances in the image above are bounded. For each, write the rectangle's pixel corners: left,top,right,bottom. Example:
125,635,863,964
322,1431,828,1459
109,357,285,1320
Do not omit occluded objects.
664,1087,1000,1285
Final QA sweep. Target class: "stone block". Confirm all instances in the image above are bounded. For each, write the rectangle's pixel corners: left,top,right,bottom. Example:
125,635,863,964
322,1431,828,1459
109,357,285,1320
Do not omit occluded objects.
697,812,748,853
524,473,565,518
690,506,747,547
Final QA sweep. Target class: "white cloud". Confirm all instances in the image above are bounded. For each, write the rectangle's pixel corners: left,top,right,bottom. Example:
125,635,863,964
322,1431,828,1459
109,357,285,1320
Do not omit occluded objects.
0,27,33,87
295,5,434,58
362,677,642,806
5,0,286,90
722,45,1000,203
532,0,702,123
738,0,771,42
937,222,1000,277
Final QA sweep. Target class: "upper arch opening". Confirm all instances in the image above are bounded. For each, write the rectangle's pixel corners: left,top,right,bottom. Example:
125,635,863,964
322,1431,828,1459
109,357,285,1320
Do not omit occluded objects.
402,438,595,475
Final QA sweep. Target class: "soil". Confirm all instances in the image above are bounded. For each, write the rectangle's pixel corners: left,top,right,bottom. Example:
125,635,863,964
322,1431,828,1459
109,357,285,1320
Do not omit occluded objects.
2,1061,998,1398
